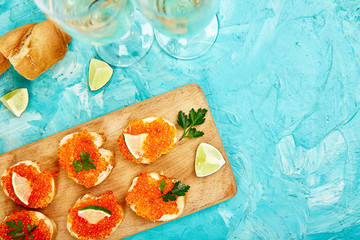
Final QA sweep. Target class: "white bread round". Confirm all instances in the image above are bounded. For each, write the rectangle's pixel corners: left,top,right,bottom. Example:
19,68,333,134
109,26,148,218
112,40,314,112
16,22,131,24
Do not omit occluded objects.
67,193,124,240
59,132,114,187
1,211,57,240
128,172,185,221
127,117,177,164
1,161,56,207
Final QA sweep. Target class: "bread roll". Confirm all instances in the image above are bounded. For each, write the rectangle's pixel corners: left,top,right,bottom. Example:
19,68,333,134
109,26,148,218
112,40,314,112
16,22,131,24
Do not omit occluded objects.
0,20,71,80
0,52,10,75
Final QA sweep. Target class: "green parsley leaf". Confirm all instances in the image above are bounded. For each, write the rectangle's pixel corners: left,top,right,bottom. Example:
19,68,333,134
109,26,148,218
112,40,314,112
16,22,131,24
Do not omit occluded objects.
6,220,17,229
177,110,191,129
73,151,96,173
26,224,31,233
13,232,25,239
186,128,204,138
159,179,166,193
6,220,37,240
189,108,207,125
73,160,83,173
83,163,90,171
159,180,190,202
7,229,19,236
16,220,23,229
162,193,177,202
170,181,190,196
28,224,37,233
178,108,207,141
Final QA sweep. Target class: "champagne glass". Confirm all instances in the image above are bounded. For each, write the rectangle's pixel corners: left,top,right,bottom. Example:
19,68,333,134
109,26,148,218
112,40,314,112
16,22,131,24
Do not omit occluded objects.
34,0,154,67
136,0,220,59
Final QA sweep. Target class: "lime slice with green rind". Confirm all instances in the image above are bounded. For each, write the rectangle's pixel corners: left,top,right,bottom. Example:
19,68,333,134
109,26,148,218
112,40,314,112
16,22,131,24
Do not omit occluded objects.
78,205,111,224
0,88,29,117
89,58,113,91
123,133,148,159
195,143,226,177
12,172,32,205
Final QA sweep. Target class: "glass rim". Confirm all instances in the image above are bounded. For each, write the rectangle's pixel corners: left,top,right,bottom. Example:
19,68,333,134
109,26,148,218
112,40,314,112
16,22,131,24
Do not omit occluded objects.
136,0,209,18
33,0,110,21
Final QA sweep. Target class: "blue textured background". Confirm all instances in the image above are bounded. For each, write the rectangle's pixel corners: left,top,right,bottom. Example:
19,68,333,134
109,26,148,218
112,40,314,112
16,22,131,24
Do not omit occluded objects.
1,0,360,239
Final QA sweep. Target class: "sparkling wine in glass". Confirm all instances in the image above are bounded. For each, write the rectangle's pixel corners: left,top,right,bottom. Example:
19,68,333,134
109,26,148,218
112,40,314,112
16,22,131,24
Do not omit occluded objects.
137,0,220,59
34,0,154,67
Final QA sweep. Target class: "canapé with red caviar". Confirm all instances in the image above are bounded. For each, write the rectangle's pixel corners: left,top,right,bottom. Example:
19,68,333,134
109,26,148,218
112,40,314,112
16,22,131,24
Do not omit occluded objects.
57,130,114,188
67,191,124,240
126,172,190,221
1,161,57,209
118,117,177,164
0,210,56,240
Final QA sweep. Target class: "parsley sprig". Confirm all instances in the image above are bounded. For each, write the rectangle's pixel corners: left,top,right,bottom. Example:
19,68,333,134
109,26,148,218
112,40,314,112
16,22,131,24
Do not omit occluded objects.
177,108,208,141
6,219,38,239
158,179,190,202
73,152,96,173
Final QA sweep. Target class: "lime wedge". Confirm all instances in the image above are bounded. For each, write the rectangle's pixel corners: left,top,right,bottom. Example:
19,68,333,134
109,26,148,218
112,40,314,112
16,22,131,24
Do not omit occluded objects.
78,205,111,224
195,143,226,177
88,58,113,91
123,133,148,159
12,172,32,205
0,88,29,117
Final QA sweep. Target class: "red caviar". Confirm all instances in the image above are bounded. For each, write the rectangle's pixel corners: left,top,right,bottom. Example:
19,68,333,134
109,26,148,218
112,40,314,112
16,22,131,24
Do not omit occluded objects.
126,172,179,221
68,191,123,240
0,210,52,240
117,117,177,163
1,163,57,208
57,130,109,188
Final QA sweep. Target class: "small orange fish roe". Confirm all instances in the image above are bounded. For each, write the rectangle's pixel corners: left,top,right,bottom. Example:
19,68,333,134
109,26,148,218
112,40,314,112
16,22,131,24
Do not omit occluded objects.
1,163,57,208
57,130,109,188
68,191,123,240
117,117,177,163
126,172,179,221
0,210,52,240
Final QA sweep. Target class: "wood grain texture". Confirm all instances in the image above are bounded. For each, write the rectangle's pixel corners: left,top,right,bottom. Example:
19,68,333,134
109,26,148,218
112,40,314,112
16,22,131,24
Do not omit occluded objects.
0,83,237,239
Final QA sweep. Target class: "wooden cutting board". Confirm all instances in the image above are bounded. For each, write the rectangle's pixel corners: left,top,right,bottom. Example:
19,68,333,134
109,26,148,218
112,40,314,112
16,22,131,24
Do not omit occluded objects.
0,83,237,239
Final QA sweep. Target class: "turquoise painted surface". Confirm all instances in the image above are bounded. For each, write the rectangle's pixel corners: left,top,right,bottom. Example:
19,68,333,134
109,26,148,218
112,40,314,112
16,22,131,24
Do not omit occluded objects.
1,0,360,239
